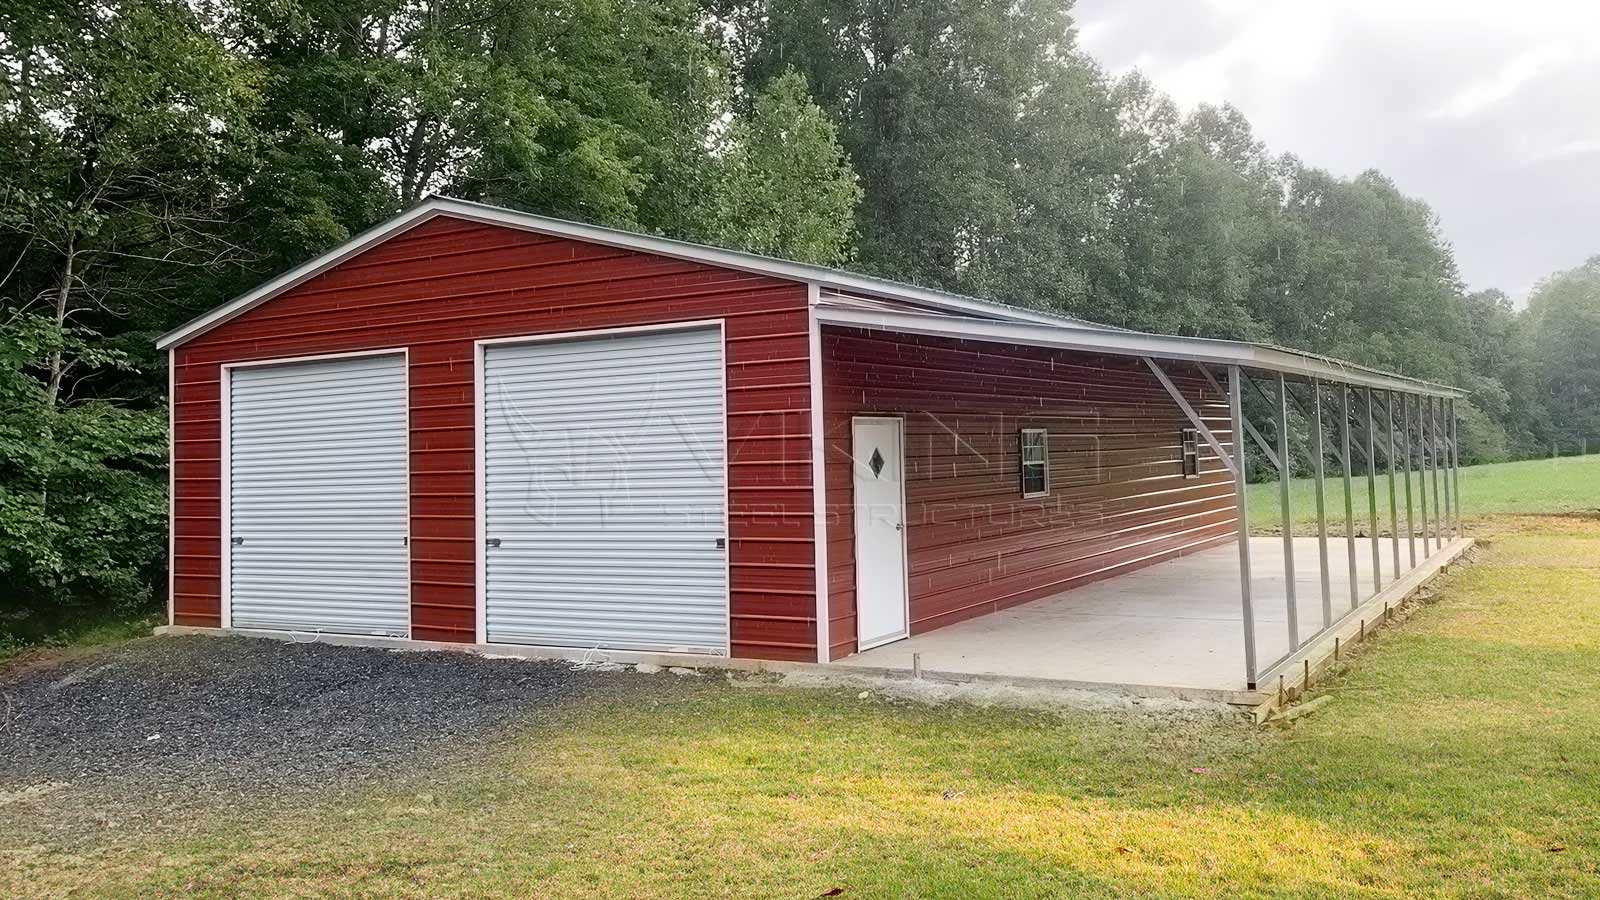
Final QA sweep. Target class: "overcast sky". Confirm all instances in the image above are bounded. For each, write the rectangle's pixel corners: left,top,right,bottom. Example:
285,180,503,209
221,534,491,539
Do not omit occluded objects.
1072,0,1600,303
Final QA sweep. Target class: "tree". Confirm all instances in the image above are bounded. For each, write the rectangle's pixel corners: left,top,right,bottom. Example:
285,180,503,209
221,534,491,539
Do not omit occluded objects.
0,0,249,619
711,70,861,264
717,0,1128,314
1526,257,1600,450
223,0,860,274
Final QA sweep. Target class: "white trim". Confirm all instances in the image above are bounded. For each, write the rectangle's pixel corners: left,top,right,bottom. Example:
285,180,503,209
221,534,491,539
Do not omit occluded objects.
218,358,231,630
159,195,1465,399
816,306,1466,399
1019,427,1050,499
156,197,1085,351
222,346,408,370
473,340,487,645
807,285,831,663
851,414,911,652
473,318,733,658
166,347,176,627
401,354,413,640
718,321,733,659
1180,427,1201,479
219,346,413,637
474,317,726,348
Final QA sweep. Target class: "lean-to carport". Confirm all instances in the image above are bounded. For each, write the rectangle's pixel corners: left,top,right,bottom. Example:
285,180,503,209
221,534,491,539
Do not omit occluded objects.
816,300,1471,696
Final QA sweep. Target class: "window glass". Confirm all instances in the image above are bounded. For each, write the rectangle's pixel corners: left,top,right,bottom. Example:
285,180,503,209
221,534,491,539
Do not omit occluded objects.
1020,429,1049,497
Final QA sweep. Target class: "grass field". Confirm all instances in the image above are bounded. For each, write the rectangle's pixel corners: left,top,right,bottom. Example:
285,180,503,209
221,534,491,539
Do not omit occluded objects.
1245,453,1600,533
5,514,1600,898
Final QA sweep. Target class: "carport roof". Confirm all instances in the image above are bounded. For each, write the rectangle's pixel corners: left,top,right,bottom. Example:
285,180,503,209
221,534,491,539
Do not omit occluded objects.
157,196,1465,398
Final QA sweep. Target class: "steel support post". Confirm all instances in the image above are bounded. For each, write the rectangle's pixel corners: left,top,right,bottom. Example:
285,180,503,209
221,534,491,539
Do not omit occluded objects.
1450,398,1462,536
1440,395,1452,534
1311,380,1332,627
1276,374,1299,650
1339,386,1358,610
1433,395,1446,550
1402,393,1417,567
1385,391,1400,578
1365,388,1382,592
1230,366,1257,687
1417,393,1431,556
1432,396,1446,546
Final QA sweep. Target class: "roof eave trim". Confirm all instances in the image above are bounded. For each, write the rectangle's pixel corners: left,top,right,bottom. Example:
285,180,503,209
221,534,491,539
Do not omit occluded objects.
157,197,1089,350
156,202,446,350
814,307,1467,398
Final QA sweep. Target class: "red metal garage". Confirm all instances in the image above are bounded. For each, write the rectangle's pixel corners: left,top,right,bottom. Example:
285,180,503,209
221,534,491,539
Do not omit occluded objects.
161,197,1467,694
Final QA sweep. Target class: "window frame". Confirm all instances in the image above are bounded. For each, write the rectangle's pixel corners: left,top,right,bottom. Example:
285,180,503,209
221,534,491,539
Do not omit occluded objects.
1019,428,1050,498
1180,427,1200,478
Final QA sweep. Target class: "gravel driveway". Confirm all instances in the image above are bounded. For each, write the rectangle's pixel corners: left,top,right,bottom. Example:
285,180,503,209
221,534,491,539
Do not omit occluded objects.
0,635,610,806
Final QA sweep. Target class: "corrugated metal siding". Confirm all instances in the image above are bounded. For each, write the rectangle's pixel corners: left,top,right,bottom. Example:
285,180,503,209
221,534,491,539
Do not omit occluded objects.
482,327,728,653
227,354,411,635
171,215,816,660
173,214,819,656
822,327,1236,660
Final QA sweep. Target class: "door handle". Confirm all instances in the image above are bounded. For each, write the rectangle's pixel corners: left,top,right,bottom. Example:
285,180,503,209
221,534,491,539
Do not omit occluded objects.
231,536,244,546
486,537,501,548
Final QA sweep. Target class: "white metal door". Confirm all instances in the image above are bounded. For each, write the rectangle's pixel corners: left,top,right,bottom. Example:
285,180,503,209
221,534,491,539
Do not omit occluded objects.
852,416,909,649
481,325,728,654
227,353,411,636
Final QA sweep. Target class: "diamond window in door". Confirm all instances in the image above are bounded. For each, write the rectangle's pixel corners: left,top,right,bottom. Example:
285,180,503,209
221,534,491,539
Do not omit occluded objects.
869,447,886,478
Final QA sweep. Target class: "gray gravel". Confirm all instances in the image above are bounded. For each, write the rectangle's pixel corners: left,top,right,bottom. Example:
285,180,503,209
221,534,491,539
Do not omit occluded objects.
0,635,608,801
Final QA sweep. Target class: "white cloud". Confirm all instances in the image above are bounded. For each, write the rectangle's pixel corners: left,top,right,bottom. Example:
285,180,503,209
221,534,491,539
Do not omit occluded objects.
1520,137,1600,166
1428,44,1576,119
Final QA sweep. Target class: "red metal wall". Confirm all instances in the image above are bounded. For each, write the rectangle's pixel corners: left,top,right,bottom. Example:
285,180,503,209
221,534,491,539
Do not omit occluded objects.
822,327,1237,660
171,215,818,660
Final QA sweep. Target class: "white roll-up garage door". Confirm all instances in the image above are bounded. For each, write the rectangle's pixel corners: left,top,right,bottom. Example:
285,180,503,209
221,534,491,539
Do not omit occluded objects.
226,353,411,636
482,325,728,654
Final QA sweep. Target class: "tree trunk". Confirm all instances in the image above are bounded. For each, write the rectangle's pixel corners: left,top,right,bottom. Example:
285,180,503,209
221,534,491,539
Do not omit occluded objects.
44,236,76,408
399,115,432,205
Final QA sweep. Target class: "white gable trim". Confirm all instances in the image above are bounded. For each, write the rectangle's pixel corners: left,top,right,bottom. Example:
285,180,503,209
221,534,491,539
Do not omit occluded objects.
155,197,1091,350
156,196,1468,399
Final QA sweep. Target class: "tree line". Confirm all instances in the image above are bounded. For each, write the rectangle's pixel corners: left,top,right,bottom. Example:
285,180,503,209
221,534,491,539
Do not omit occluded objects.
2,0,1596,627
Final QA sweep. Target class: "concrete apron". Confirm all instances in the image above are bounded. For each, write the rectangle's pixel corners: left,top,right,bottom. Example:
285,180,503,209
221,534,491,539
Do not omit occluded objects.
157,537,1473,724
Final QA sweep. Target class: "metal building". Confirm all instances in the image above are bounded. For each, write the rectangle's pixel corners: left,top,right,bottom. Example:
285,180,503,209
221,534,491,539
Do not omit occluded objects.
161,197,1470,703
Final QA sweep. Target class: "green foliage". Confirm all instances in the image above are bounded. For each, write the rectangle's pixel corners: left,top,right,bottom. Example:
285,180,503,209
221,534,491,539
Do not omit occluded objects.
711,69,861,264
0,0,253,636
1525,257,1600,449
0,0,1592,638
0,316,166,622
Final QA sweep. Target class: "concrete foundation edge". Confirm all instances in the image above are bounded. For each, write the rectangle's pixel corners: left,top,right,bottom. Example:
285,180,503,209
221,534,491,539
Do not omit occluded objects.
155,535,1474,720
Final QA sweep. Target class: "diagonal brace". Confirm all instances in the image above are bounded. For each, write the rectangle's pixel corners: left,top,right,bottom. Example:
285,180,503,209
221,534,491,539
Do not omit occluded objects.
1199,366,1281,472
1283,380,1350,472
1144,357,1239,479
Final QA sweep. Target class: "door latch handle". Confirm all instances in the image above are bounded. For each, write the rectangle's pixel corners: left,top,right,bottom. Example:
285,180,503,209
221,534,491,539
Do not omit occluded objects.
715,537,726,549
486,537,501,548
231,536,244,546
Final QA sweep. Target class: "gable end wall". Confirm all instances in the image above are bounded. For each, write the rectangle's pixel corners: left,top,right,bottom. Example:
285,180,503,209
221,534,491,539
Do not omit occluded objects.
170,215,818,660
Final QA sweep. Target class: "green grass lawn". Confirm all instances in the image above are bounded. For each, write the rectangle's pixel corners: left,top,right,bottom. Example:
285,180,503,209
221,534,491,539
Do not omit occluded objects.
5,515,1599,898
1246,453,1600,533
0,606,158,664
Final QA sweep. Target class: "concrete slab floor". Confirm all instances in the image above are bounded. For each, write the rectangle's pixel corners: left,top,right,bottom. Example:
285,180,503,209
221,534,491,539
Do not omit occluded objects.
837,535,1464,692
